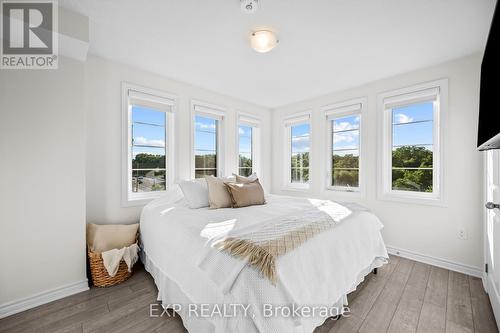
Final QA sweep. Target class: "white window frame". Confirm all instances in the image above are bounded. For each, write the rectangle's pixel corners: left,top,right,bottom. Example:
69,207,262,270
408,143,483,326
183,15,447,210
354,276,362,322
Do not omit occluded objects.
121,82,176,207
236,112,261,177
323,98,366,196
377,79,448,206
283,111,312,190
191,100,226,178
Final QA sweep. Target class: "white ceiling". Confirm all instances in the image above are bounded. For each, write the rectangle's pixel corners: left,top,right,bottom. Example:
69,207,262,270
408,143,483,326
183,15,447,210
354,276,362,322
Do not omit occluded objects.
60,0,496,108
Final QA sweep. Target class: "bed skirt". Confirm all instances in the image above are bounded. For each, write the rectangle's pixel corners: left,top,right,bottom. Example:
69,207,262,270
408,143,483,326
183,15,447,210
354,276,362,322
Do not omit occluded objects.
140,250,386,333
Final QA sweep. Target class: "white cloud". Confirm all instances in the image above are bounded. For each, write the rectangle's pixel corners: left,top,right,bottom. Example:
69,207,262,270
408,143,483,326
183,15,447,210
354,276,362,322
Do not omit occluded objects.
292,134,309,142
394,113,413,124
239,127,245,135
334,131,358,145
334,122,355,132
333,117,359,132
196,122,216,130
292,134,310,152
134,136,165,147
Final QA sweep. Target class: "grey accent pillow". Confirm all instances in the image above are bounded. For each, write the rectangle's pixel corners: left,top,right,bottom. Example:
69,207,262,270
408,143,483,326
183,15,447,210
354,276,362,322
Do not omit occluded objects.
225,179,266,208
179,178,209,208
205,175,233,209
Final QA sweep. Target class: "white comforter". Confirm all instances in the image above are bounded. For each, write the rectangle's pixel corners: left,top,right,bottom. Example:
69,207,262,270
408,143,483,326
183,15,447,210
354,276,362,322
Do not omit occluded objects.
140,189,388,333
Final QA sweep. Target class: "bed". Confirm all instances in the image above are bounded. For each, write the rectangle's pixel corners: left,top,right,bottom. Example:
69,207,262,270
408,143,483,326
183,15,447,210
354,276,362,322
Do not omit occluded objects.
139,185,388,333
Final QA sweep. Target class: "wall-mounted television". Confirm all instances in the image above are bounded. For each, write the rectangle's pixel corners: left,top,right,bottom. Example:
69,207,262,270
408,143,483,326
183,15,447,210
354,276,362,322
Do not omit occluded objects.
477,3,500,150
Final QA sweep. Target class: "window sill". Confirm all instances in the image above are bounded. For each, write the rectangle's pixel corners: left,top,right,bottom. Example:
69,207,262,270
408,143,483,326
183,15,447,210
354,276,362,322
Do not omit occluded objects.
122,191,165,207
282,184,310,192
325,187,364,197
377,191,447,207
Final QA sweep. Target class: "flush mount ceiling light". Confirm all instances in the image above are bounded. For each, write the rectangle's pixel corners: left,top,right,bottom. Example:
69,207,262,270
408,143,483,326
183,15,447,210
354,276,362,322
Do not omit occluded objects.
250,30,279,53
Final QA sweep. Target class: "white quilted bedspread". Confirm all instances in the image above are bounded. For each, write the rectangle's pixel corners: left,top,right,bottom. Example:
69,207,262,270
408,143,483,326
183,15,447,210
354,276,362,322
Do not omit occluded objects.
140,189,388,333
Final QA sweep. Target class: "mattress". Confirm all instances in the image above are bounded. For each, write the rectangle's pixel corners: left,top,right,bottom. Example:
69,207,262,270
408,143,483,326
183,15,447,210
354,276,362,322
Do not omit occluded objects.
140,189,388,332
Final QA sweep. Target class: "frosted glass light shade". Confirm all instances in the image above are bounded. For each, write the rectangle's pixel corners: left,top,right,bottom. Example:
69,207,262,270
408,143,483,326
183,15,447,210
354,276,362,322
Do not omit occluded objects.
250,30,278,53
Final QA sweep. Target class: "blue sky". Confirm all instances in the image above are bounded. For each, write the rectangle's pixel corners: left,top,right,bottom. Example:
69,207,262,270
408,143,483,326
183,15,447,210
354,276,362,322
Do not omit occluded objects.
194,116,217,155
332,114,360,155
392,102,433,148
131,111,254,158
132,101,433,158
328,101,434,154
132,106,165,158
239,125,252,158
291,123,310,153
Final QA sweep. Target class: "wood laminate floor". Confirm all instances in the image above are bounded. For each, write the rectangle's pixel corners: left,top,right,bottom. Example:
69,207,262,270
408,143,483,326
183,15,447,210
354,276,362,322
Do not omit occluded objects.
0,255,497,333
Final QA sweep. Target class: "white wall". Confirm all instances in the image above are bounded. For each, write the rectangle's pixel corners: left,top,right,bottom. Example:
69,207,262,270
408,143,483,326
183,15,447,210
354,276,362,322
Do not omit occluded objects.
0,57,88,309
85,56,271,224
0,50,484,315
271,54,484,270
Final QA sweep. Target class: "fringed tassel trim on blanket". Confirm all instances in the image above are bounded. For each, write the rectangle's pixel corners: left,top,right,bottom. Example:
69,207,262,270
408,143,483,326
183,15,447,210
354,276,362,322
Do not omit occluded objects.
216,238,277,284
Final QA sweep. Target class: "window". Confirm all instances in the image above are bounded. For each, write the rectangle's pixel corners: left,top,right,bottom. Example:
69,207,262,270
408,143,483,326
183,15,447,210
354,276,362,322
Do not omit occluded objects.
324,99,365,193
194,115,218,178
238,113,261,177
122,83,175,206
192,102,225,178
131,107,166,192
291,123,310,184
283,113,311,188
391,102,434,192
238,125,253,176
378,79,447,205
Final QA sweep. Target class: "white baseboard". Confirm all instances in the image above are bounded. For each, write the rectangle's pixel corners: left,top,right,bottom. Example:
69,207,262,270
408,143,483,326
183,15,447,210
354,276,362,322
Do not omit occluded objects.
0,279,89,319
386,245,483,278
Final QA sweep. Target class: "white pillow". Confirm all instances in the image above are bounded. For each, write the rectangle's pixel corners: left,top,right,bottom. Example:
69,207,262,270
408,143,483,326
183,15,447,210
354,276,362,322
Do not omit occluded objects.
146,184,184,208
179,178,209,208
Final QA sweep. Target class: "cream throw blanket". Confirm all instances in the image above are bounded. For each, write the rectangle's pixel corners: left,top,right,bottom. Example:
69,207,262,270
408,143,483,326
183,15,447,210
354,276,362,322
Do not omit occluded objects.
101,243,139,277
213,201,359,284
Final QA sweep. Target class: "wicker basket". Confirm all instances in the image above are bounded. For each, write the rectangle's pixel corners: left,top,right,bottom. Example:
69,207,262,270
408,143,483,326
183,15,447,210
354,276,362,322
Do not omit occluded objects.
88,248,134,287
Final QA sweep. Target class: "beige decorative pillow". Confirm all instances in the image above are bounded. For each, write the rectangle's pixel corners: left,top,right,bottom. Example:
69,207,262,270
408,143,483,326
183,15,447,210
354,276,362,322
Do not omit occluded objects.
225,179,266,208
234,173,258,184
86,223,139,252
205,176,233,209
